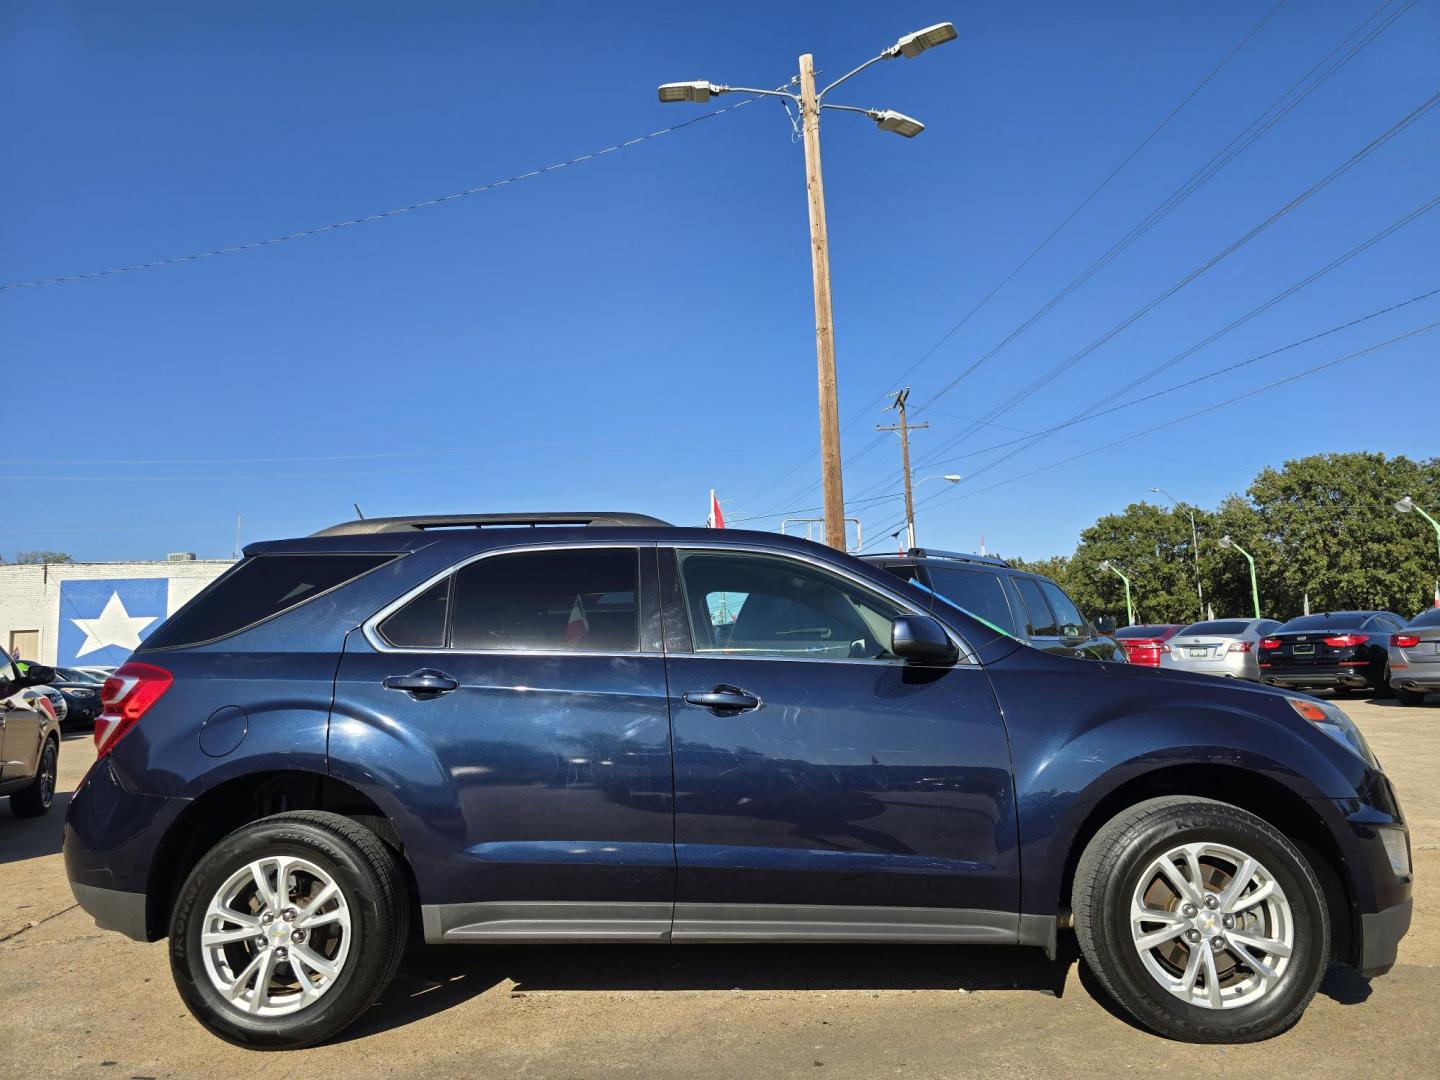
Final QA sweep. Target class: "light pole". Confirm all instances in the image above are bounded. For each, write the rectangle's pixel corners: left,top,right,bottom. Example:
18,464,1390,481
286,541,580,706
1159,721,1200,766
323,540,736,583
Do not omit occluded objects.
1097,560,1135,627
901,473,961,548
659,23,958,550
1218,535,1261,619
1395,495,1440,575
1150,487,1203,622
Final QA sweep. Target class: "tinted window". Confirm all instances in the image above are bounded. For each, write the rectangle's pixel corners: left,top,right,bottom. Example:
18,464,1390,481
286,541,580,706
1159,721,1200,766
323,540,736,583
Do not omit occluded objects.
144,554,395,649
1013,577,1058,636
450,548,639,652
679,550,904,660
1179,620,1251,636
1115,624,1175,639
1408,608,1440,628
379,578,450,648
925,567,1017,636
1039,582,1086,638
1275,613,1368,632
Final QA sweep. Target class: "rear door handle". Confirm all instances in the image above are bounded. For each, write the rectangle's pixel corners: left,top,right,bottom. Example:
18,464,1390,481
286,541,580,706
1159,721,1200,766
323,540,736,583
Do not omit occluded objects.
682,686,760,715
383,669,459,699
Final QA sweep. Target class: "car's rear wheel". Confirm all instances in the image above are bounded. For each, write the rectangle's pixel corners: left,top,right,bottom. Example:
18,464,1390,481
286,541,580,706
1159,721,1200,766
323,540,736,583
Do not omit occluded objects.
9,737,58,818
1395,686,1427,706
169,811,408,1049
1073,796,1328,1042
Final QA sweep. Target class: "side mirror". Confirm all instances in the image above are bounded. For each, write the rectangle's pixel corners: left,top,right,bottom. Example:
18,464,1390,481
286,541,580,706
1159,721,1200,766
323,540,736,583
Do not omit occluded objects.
4,663,56,693
891,615,959,665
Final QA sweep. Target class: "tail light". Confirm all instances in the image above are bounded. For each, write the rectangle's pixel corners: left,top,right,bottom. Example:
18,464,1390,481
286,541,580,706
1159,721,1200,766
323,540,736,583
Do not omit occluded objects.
1323,633,1369,648
1259,638,1281,650
1393,633,1420,648
1228,641,1253,653
95,661,172,755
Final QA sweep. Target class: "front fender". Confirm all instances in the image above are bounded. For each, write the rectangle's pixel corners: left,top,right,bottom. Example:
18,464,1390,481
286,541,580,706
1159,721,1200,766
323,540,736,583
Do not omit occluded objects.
985,652,1371,915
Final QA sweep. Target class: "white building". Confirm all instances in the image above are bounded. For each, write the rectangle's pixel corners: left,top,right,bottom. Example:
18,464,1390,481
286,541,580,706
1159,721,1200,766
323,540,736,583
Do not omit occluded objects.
0,556,234,667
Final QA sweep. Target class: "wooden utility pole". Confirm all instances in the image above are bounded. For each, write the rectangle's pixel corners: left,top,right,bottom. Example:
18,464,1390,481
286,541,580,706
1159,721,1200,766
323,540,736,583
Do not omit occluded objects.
877,388,928,550
798,53,847,551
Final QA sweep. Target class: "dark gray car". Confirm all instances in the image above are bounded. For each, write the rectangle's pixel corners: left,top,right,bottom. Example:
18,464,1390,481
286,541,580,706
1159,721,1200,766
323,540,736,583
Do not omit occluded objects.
1390,607,1440,705
863,548,1127,662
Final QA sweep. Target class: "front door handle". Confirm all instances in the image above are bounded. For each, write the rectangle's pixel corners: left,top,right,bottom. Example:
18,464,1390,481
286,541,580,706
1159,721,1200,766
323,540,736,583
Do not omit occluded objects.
383,669,459,699
683,685,760,715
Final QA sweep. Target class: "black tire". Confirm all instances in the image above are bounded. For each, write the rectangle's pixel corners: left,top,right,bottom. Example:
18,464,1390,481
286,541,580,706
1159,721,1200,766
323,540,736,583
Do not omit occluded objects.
9,737,58,818
1072,796,1328,1042
1395,686,1427,706
169,811,409,1049
1373,667,1394,699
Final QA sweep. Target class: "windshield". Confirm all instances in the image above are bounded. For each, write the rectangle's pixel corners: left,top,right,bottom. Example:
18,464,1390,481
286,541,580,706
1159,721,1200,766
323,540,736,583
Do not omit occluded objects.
1407,607,1440,628
1115,625,1174,638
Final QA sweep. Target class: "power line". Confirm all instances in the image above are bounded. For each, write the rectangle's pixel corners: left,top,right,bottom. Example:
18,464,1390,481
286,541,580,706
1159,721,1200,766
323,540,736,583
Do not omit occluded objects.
926,284,1440,469
733,2,1289,517
0,97,769,292
906,0,1417,431
909,86,1440,473
937,193,1440,482
859,318,1440,550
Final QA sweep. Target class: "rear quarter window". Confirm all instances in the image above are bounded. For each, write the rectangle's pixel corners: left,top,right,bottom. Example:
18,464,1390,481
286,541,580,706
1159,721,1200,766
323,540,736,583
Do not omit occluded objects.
143,553,396,649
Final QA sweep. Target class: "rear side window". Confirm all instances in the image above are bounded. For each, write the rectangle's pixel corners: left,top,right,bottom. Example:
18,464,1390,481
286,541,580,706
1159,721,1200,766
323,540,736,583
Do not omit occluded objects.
1013,577,1058,636
925,567,1017,636
449,548,640,652
144,554,396,649
379,578,450,648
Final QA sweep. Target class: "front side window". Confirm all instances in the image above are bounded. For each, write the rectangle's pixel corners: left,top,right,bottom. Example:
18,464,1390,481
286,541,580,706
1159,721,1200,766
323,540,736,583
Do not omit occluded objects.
1038,580,1087,637
448,548,640,653
925,566,1018,637
678,550,905,660
1013,577,1059,637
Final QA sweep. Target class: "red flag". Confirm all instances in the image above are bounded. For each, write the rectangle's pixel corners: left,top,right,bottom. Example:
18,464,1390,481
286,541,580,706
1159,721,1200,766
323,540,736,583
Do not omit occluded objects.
707,489,725,529
565,595,589,644
1433,580,1439,608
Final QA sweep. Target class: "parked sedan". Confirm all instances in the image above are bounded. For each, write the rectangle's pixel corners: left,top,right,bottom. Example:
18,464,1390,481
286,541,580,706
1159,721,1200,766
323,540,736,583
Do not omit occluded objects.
46,666,105,728
1160,618,1282,681
1259,611,1407,695
1112,623,1183,666
1389,607,1440,706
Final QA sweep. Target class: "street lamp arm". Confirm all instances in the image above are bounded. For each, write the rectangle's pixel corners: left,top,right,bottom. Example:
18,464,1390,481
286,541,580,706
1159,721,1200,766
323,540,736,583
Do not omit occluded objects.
818,53,890,99
819,102,879,118
716,84,801,102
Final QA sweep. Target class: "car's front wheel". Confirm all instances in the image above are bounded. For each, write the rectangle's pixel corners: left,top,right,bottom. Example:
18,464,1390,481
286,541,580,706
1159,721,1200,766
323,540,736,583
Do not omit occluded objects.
169,811,408,1049
1073,796,1328,1042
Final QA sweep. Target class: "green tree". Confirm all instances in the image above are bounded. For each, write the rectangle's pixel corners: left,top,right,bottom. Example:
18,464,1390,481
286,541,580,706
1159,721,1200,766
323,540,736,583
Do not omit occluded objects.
15,550,72,564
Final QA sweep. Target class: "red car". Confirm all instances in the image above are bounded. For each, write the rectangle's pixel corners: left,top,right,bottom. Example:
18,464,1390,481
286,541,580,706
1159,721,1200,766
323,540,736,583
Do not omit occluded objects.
1113,623,1184,666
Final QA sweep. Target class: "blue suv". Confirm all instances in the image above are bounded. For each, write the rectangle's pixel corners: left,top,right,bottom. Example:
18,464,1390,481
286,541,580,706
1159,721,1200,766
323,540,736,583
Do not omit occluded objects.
65,513,1412,1048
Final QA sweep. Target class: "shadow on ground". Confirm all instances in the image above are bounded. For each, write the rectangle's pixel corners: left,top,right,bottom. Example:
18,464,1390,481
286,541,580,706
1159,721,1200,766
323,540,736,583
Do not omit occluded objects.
343,939,1080,1042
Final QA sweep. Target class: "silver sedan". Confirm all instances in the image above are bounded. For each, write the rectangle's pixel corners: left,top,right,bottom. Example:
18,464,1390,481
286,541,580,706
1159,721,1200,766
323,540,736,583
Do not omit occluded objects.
1159,617,1282,681
1390,607,1440,705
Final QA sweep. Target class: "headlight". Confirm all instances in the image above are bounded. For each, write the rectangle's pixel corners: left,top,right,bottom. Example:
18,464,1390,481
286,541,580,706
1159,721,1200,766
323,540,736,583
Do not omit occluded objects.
1287,696,1377,767
65,687,95,698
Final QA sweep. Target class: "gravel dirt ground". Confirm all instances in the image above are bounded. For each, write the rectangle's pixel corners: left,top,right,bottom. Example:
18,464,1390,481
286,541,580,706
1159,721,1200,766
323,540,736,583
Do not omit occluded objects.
2,694,1435,1078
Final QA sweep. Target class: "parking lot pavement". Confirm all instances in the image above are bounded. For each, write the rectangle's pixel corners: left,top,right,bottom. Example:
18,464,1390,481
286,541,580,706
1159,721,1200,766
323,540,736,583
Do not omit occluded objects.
2,697,1436,1079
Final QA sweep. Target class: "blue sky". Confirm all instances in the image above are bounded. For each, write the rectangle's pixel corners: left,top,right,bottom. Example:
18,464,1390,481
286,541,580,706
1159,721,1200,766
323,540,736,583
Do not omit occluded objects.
3,1,1436,562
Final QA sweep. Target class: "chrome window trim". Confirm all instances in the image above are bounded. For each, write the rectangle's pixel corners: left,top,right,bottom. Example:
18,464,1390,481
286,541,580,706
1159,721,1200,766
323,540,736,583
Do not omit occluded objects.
667,541,977,666
362,541,657,658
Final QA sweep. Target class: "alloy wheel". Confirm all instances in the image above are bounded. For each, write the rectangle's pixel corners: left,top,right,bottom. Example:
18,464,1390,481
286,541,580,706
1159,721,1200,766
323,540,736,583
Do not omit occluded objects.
199,855,352,1017
1129,841,1294,1010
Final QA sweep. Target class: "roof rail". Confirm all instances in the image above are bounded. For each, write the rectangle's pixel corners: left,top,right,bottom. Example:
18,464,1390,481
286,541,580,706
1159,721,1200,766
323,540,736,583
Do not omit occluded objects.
906,547,1012,568
311,512,672,537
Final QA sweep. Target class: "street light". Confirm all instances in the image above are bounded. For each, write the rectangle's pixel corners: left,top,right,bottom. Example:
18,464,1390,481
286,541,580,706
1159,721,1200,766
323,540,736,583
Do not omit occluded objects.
919,474,963,484
1218,535,1262,619
1150,487,1204,622
1395,495,1440,570
1097,560,1135,627
658,23,958,550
